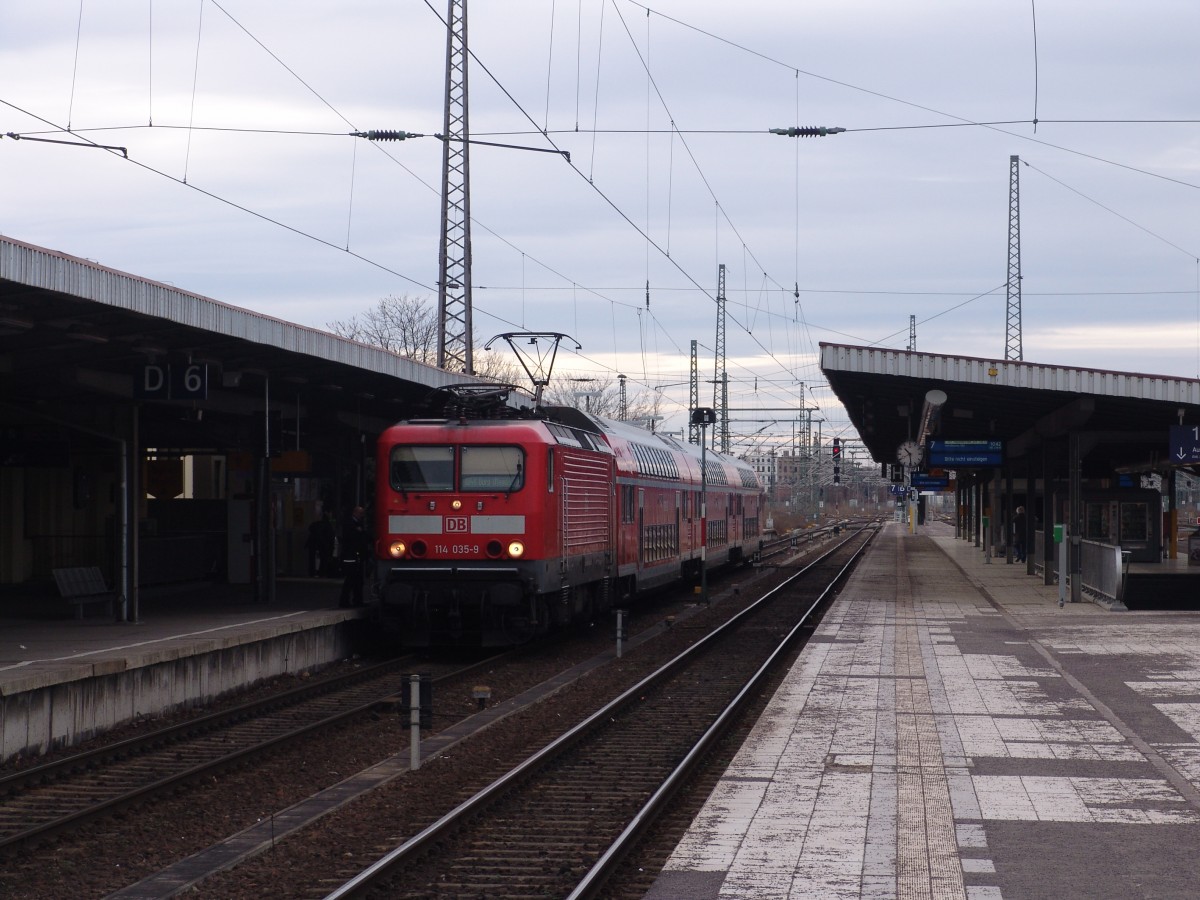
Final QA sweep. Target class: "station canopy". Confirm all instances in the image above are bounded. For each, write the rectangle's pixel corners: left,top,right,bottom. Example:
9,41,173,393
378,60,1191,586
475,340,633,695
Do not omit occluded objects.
819,342,1200,478
0,236,486,453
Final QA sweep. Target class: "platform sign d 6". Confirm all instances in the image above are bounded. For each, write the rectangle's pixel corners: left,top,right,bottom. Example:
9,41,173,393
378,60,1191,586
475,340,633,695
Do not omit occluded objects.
1169,425,1200,464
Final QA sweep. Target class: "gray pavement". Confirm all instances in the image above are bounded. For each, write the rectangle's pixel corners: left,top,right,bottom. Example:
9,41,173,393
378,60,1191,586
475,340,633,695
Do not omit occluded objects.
0,578,358,696
647,521,1200,899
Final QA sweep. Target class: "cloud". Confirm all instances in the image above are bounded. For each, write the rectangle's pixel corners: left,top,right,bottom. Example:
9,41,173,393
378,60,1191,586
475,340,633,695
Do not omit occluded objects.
4,0,1200,447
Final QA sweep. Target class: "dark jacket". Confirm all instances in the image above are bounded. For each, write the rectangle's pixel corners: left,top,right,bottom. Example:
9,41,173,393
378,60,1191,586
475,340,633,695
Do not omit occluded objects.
341,513,369,562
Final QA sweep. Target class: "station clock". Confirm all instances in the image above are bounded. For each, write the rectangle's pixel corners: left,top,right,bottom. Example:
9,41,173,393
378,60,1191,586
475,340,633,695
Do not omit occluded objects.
896,440,923,467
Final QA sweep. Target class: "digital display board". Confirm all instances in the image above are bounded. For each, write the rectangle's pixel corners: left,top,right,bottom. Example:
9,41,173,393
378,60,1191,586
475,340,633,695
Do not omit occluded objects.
910,473,950,490
928,439,1003,467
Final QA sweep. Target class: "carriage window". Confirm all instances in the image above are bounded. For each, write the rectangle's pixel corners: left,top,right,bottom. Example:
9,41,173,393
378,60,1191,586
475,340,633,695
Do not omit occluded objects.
461,446,525,492
391,446,454,492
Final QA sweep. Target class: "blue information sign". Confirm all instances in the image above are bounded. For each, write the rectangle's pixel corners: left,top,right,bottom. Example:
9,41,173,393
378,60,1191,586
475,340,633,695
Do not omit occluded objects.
928,439,1003,467
1169,425,1200,464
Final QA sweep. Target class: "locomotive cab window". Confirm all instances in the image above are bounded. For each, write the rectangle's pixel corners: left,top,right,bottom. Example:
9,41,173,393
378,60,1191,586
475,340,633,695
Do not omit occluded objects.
391,446,454,492
461,446,525,492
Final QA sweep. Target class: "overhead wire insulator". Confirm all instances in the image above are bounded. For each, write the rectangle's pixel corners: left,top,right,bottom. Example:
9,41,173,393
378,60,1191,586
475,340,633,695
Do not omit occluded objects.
353,130,424,141
769,126,846,137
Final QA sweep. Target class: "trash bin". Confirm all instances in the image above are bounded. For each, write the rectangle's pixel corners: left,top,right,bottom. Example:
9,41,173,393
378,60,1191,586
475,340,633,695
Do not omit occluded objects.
1189,529,1200,566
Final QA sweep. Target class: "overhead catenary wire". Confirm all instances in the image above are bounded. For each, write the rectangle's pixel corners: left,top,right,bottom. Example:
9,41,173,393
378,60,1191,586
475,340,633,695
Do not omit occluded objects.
13,3,1191,441
0,100,436,293
183,0,205,185
67,0,85,131
0,14,863,439
418,0,821,399
1022,159,1199,260
543,0,556,134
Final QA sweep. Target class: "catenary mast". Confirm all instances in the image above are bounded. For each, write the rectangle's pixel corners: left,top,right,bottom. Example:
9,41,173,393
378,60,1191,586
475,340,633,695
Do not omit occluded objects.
713,264,729,454
437,0,473,374
1005,155,1023,361
689,339,700,444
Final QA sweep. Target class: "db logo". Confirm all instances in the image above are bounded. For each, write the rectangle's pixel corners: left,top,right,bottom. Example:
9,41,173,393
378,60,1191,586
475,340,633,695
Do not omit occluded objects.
445,516,469,533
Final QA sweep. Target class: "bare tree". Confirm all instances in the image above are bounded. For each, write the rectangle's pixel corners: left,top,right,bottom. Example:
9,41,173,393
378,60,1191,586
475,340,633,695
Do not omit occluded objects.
327,295,438,364
327,295,522,383
327,301,665,425
542,371,664,428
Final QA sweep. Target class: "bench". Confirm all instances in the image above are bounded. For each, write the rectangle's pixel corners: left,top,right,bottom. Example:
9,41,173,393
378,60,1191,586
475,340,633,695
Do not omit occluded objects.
52,567,116,619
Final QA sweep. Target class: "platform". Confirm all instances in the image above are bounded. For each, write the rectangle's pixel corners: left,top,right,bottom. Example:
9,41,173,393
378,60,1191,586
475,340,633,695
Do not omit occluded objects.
1124,554,1200,609
0,579,365,763
647,521,1200,899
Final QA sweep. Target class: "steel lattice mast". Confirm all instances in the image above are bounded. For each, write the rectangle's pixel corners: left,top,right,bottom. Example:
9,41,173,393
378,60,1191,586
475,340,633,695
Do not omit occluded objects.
436,0,473,374
688,339,700,445
713,264,729,454
1005,154,1023,361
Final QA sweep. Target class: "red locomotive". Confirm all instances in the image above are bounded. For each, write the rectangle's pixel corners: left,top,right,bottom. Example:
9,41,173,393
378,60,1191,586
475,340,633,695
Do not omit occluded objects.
373,392,764,646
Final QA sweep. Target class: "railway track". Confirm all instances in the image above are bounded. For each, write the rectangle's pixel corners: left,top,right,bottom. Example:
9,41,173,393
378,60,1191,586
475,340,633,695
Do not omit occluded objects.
323,525,877,899
0,653,491,855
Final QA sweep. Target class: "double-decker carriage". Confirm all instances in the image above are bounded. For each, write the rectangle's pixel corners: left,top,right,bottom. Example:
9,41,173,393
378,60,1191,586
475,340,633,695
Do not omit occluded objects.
374,399,763,647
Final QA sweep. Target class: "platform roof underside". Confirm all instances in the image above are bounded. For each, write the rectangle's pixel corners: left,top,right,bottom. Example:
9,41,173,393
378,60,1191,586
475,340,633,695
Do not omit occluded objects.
819,343,1200,478
0,236,484,451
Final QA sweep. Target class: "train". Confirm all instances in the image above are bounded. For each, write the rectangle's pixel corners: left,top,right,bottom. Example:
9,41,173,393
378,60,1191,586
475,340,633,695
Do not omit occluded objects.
371,390,765,647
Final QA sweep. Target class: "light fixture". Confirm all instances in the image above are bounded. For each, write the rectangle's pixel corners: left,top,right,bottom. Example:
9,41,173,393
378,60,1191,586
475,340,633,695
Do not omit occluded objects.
388,541,407,558
451,499,462,510
918,389,947,445
507,541,525,558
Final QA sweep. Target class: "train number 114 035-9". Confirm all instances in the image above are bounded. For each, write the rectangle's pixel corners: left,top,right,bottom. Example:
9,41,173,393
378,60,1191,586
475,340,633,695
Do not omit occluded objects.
436,544,479,555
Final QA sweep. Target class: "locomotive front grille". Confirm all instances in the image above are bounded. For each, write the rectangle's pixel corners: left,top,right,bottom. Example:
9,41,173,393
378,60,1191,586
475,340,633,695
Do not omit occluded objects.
384,565,520,576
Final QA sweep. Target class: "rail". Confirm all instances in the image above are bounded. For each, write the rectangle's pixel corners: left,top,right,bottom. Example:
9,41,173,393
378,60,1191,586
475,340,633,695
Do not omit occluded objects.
324,524,879,899
0,653,498,853
569,528,876,899
759,519,872,562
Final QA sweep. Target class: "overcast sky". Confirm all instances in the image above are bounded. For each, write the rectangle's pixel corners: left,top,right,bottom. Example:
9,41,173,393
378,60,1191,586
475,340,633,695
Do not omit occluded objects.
3,0,1199,454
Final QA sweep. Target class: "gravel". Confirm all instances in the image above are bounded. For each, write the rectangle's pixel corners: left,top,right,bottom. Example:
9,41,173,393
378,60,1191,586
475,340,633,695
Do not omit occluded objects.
2,558,806,900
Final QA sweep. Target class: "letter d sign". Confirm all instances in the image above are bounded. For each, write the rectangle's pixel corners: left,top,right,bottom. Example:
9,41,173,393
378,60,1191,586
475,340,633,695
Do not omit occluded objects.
135,364,170,399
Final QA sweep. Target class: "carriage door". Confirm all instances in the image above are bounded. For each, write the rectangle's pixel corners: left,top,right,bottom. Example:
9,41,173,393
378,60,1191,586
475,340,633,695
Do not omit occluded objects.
675,491,681,562
638,489,645,566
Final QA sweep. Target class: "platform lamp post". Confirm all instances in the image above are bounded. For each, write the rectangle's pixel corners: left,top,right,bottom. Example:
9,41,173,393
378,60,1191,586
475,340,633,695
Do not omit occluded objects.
691,407,717,606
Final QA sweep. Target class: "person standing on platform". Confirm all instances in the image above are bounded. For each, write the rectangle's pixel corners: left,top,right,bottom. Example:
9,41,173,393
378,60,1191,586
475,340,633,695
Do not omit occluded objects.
339,506,369,608
1013,506,1027,562
315,511,336,576
305,512,336,577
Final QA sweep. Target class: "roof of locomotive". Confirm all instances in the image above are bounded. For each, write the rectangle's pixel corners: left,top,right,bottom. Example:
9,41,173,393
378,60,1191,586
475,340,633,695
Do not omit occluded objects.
386,397,760,489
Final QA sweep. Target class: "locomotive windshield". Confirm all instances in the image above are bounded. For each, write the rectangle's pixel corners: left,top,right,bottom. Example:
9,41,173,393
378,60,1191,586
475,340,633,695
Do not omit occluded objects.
461,446,525,492
389,445,525,493
391,446,454,492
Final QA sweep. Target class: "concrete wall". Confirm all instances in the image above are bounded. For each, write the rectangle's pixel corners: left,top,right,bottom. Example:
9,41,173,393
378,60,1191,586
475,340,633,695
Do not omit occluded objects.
0,621,357,763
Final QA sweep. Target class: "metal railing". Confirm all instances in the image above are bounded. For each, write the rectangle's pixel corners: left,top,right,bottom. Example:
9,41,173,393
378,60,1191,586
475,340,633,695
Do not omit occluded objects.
1032,529,1128,605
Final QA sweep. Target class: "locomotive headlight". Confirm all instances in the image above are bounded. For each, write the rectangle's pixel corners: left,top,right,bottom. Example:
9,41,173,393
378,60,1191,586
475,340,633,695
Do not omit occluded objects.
388,541,407,558
507,541,525,559
451,499,463,510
